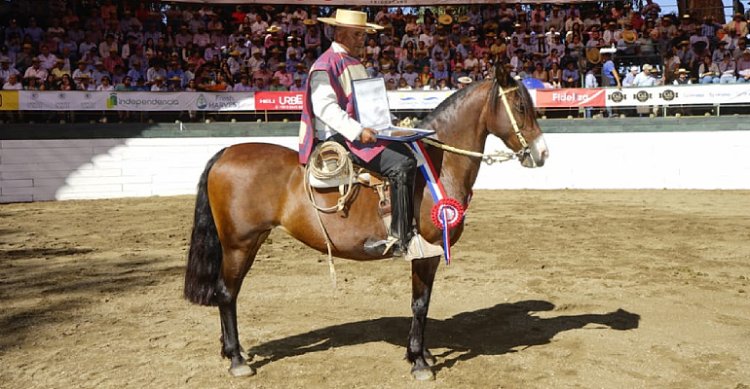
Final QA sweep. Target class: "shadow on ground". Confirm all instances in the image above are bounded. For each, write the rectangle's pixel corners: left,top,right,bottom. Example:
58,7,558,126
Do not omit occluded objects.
249,300,640,373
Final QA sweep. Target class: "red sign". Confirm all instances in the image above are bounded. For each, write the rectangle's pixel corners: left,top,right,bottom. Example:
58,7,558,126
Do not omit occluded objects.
254,91,305,111
534,88,606,108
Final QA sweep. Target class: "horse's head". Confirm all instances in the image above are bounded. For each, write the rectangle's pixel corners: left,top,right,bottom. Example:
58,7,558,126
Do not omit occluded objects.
485,64,548,168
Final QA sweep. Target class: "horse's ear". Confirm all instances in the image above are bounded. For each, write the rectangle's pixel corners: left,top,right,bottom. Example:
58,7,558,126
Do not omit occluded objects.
494,63,513,87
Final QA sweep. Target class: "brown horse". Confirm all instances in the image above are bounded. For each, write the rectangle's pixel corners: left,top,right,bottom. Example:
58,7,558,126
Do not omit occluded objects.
184,65,549,380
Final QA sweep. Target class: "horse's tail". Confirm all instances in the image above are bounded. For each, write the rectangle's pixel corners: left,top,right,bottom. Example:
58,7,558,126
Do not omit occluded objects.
184,148,226,306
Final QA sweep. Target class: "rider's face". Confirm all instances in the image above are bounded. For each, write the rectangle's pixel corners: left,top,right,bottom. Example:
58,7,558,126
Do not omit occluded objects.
336,27,368,57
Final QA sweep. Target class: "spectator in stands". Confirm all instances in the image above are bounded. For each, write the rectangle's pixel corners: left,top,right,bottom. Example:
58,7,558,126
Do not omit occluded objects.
673,68,692,84
3,74,22,90
24,58,48,82
698,55,720,83
737,48,750,82
97,75,114,91
151,75,168,91
725,13,748,37
718,53,737,83
622,65,639,87
0,57,21,86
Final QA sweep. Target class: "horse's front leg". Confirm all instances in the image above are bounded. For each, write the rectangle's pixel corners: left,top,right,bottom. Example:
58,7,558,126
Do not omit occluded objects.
407,256,440,381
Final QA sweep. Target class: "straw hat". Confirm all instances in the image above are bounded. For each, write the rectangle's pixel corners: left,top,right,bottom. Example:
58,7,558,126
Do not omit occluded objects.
318,9,383,30
303,19,317,26
586,47,601,64
458,76,473,84
458,15,470,23
676,68,689,74
438,14,453,25
266,25,281,33
600,46,617,55
622,30,637,43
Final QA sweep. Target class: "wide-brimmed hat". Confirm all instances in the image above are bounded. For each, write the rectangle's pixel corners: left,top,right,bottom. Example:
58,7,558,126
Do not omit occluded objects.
318,9,383,30
458,15,470,23
457,76,473,84
586,47,601,64
438,14,453,25
623,30,637,43
600,46,617,55
303,18,317,26
676,68,689,74
266,25,281,33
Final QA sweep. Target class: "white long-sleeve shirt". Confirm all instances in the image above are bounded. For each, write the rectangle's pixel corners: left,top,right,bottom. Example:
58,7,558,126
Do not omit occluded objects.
310,42,368,142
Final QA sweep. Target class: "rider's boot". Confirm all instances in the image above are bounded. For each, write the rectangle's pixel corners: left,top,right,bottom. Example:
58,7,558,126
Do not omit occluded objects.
384,169,416,255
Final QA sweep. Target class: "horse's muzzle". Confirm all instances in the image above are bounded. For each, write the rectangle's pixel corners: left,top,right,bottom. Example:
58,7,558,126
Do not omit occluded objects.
521,135,549,168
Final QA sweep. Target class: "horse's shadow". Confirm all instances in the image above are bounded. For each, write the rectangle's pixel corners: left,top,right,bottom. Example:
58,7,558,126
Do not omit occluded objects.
248,300,639,372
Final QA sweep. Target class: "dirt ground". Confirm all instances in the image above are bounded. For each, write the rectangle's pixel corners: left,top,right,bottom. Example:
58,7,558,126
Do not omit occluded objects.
1,190,749,389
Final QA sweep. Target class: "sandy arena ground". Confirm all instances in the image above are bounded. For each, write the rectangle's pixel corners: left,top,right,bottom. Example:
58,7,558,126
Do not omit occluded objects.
1,190,749,388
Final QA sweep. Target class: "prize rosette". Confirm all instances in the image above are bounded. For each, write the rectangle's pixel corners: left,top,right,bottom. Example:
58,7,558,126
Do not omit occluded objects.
430,198,464,230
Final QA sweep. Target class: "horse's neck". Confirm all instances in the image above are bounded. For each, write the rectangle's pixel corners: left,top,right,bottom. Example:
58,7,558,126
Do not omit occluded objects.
428,86,489,205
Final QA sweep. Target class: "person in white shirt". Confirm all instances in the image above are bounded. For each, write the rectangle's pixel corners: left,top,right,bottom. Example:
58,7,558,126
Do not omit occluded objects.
633,64,657,86
302,9,417,255
584,65,598,118
2,74,22,90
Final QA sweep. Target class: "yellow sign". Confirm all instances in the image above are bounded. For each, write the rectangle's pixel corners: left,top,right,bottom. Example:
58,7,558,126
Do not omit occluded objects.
0,91,19,111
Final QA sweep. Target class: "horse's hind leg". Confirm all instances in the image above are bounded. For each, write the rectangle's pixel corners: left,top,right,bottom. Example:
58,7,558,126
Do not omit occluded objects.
216,230,270,377
407,256,440,381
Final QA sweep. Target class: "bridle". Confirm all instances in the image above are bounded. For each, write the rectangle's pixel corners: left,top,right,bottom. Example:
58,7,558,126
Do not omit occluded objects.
496,83,532,160
420,81,535,165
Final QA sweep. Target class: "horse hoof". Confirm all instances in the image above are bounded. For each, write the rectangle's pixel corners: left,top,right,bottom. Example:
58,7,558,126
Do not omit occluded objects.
229,364,256,377
411,367,435,381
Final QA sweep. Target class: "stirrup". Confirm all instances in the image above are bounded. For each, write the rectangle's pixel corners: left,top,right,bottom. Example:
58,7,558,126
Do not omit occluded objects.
381,235,401,255
363,235,403,256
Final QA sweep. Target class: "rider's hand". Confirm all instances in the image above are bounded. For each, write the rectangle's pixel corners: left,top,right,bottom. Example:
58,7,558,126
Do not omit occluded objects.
359,128,378,144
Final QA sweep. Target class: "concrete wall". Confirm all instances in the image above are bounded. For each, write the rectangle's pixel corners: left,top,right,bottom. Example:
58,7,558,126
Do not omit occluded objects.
1,131,749,203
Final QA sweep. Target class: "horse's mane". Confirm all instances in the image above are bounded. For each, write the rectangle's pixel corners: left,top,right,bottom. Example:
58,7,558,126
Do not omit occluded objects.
421,80,484,125
423,77,532,127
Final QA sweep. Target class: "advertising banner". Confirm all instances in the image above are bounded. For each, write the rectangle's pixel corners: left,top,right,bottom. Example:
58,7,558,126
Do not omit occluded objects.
533,88,606,108
18,91,256,111
254,91,304,110
605,84,750,107
387,90,454,110
0,91,19,111
169,0,603,5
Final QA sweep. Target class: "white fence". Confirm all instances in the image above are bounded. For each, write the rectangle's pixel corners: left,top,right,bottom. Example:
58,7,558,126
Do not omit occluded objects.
2,131,749,203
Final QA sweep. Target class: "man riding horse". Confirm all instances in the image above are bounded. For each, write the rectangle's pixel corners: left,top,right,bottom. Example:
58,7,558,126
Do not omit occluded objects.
299,9,417,255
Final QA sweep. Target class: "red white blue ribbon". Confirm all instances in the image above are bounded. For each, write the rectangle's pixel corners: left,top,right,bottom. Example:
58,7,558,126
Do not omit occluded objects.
409,140,464,264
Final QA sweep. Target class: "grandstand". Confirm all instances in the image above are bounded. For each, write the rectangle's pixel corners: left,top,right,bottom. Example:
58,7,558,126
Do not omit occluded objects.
0,0,748,121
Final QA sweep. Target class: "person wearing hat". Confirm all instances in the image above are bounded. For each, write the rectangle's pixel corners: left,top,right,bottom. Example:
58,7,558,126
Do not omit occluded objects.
622,65,640,87
247,47,266,73
0,57,20,86
299,9,417,255
50,58,71,81
23,57,48,82
289,73,305,91
401,62,419,87
673,68,692,84
713,40,731,64
273,61,293,88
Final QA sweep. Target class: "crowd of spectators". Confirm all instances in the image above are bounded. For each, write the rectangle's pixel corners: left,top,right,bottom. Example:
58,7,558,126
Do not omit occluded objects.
2,0,750,94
